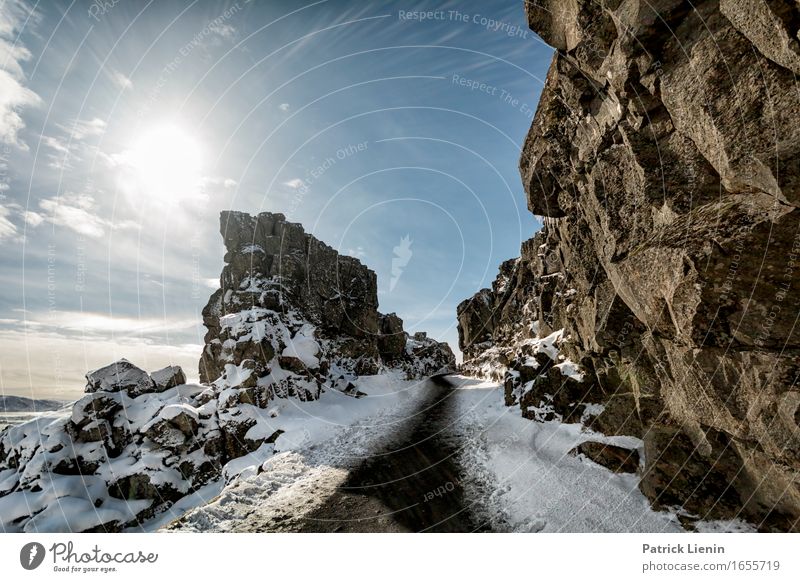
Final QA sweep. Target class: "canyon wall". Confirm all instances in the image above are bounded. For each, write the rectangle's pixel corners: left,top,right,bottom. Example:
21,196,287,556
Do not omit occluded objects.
459,0,800,531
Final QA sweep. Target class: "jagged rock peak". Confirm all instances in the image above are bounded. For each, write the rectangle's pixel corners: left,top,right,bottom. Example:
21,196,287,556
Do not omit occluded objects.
201,210,455,388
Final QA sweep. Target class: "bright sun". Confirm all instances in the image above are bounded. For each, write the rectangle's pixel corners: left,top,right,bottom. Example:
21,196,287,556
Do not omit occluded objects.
122,124,204,203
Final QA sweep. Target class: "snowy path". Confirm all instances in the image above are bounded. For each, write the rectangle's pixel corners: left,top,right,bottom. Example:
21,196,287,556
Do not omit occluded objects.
447,376,685,533
166,376,455,532
168,375,694,533
294,376,487,532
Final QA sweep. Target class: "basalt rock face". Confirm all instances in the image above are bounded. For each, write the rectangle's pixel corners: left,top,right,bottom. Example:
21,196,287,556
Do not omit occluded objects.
459,0,800,531
200,211,455,396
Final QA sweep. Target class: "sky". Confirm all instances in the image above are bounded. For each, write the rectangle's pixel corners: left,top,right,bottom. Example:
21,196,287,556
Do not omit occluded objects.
0,0,553,399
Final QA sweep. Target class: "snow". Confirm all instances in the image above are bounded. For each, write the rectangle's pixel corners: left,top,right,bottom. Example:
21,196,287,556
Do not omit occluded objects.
448,376,684,533
0,472,151,533
281,324,320,368
219,362,253,388
694,518,757,533
159,403,199,422
151,365,183,388
166,374,431,531
525,329,564,361
580,403,605,423
554,359,585,382
240,244,264,254
222,443,276,482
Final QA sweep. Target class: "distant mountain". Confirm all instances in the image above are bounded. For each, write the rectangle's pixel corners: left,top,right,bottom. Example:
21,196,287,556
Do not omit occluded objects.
0,395,67,413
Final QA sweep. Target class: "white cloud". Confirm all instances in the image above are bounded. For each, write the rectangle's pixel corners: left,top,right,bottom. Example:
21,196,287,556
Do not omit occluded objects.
23,210,42,226
279,103,290,112
41,134,77,170
111,70,133,90
200,175,238,190
35,192,138,238
57,117,106,141
0,69,39,149
284,178,305,189
0,203,17,240
0,0,40,150
346,246,366,259
19,311,198,335
41,135,68,154
208,22,236,40
0,38,30,77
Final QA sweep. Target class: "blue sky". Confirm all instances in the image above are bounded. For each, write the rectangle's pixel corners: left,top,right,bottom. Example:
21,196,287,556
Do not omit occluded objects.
0,0,553,398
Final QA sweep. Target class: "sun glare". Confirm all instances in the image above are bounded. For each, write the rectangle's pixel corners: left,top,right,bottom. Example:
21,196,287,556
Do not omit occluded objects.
122,124,204,203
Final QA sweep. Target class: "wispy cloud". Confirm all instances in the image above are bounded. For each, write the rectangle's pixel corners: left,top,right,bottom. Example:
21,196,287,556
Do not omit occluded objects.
40,134,77,170
279,103,290,112
0,202,17,240
110,70,133,90
283,178,305,189
32,192,139,238
208,22,236,40
56,117,106,141
9,311,198,335
0,1,40,150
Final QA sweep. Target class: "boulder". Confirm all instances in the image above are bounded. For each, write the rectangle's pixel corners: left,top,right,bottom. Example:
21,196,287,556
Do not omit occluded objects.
377,312,406,360
85,359,155,397
571,441,640,474
71,392,122,426
151,365,186,390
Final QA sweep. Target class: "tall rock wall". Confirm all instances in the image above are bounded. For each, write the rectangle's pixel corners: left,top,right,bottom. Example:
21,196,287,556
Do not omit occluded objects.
459,0,800,531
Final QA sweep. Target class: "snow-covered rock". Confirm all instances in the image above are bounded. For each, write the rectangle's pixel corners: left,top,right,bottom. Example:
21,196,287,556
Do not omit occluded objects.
151,365,187,391
85,359,157,397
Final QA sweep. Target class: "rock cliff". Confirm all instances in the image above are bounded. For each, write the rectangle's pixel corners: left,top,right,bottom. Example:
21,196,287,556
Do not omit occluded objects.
200,211,455,390
458,0,800,531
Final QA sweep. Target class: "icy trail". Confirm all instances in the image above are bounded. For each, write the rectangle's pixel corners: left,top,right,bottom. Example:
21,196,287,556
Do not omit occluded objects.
166,375,722,533
166,375,440,532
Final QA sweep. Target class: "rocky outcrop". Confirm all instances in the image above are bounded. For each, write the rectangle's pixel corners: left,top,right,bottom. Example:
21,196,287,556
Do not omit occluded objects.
200,211,454,393
459,0,800,531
